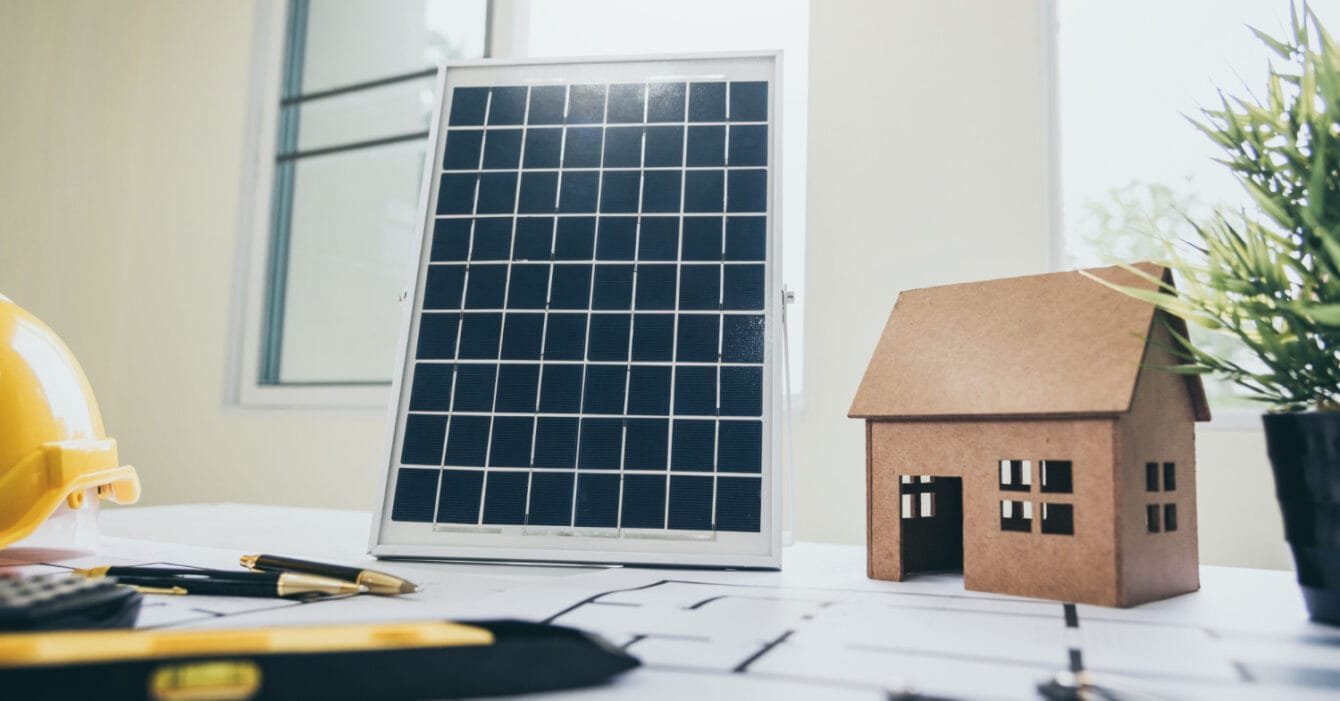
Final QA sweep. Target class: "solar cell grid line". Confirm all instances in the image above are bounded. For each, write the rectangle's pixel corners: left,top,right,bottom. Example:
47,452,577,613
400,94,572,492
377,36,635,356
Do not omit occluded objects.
476,85,533,527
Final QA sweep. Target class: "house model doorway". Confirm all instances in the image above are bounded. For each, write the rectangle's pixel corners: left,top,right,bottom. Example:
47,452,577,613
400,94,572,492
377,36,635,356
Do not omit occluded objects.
898,476,963,575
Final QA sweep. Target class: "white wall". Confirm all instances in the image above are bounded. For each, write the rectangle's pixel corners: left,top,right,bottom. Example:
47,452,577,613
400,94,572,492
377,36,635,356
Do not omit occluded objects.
0,0,1290,569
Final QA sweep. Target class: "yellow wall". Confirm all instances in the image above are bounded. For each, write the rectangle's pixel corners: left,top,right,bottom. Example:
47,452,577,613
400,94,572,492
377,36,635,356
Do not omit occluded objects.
0,0,1290,569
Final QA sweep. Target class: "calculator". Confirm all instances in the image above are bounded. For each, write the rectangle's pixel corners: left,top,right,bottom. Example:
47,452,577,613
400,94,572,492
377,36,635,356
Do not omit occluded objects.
0,574,141,632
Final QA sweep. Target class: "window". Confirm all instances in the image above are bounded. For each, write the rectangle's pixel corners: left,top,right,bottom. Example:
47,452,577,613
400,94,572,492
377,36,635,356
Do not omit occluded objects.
1040,503,1074,535
1145,462,1159,492
1054,1,1340,416
1164,504,1178,532
1000,500,1032,532
900,476,936,519
239,0,489,406
1040,460,1073,493
999,459,1032,492
1146,504,1161,533
1144,459,1177,534
1162,462,1176,491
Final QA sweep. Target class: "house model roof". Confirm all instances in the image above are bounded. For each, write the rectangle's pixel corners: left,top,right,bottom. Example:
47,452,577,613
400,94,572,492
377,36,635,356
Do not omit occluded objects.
848,263,1211,421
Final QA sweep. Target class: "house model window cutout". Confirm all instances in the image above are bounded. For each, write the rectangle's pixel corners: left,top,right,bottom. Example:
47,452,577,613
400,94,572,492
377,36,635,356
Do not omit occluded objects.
849,264,1210,607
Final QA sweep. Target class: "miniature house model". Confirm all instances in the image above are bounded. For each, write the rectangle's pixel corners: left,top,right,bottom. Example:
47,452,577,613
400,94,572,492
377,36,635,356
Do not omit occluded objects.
849,264,1211,607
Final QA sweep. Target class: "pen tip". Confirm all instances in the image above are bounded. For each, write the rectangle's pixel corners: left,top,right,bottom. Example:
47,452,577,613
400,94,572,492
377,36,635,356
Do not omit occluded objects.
402,583,423,594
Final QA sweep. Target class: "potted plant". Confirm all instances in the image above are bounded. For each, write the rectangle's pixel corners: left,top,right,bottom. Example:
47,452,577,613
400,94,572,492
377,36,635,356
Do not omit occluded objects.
1098,5,1340,623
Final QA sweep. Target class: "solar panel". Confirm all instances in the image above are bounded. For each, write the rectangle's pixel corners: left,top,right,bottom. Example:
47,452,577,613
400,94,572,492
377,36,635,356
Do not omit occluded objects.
371,54,781,568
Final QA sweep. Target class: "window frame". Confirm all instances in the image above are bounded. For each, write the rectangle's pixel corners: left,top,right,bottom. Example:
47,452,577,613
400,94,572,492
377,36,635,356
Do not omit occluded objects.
230,0,500,409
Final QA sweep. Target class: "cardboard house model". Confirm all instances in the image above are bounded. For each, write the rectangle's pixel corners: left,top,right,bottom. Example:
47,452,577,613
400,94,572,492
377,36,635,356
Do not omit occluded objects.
848,264,1211,607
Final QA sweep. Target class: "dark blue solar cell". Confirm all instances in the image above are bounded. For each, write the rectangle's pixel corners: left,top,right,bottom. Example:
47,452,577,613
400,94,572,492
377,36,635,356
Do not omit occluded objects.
391,468,438,522
513,218,554,260
501,313,544,360
716,477,762,531
686,126,725,166
586,313,630,361
409,364,454,411
721,314,764,363
528,85,567,125
528,472,574,525
518,172,558,214
682,217,723,260
596,218,636,260
449,87,489,126
600,172,640,214
563,127,603,167
724,264,765,310
483,129,522,169
436,469,485,522
627,366,671,415
524,128,562,168
668,476,713,530
641,171,682,213
538,365,583,413
725,216,766,261
424,265,466,310
432,219,471,262
465,265,507,309
416,313,459,360
558,171,599,213
718,420,762,473
567,85,606,124
470,218,512,260
647,82,686,122
635,264,676,310
488,87,527,125
674,366,717,416
443,129,483,170
671,419,715,471
476,172,518,214
644,126,683,167
683,170,724,213
728,125,767,166
401,414,447,465
603,127,643,167
631,314,673,361
482,470,529,524
437,469,484,523
608,84,646,123
727,169,767,213
506,264,550,309
624,418,669,471
458,312,501,361
533,417,578,468
679,265,721,310
677,314,720,362
489,416,534,468
578,418,623,469
638,218,679,260
549,264,592,309
592,265,633,310
583,365,627,414
729,81,768,121
621,474,666,528
575,474,620,527
543,314,587,360
446,416,491,467
554,217,595,259
689,82,726,122
452,364,498,412
437,174,477,215
720,366,762,417
495,363,539,413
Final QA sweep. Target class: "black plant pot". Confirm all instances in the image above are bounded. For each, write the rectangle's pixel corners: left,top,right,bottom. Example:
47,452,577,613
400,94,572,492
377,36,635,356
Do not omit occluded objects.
1263,411,1340,624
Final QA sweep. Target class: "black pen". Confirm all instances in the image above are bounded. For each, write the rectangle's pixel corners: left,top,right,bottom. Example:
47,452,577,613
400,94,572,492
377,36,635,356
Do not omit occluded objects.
241,554,422,596
74,567,365,598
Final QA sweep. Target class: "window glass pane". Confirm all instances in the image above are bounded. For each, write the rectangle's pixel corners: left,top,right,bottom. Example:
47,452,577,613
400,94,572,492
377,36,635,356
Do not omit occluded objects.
295,77,437,152
1056,1,1340,411
301,0,487,93
524,0,808,393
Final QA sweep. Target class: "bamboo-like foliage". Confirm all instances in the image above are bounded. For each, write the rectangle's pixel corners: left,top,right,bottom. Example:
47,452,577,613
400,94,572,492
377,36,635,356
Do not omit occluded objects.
1093,4,1340,412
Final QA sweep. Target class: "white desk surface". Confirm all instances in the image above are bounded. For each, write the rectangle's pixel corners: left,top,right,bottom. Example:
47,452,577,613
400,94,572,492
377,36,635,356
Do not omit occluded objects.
5,503,1337,700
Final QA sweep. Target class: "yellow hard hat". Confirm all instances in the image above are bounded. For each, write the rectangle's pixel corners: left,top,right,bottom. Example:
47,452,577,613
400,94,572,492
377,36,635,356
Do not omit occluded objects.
0,294,139,549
